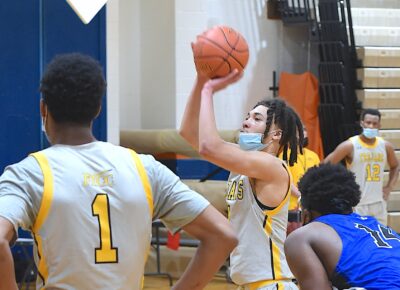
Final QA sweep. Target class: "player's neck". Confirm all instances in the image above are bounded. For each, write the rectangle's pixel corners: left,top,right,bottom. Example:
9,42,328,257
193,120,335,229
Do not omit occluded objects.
264,142,279,156
49,124,97,145
359,134,376,144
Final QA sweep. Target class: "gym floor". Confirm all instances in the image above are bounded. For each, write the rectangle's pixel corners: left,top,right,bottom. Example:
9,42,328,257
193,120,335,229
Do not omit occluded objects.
144,275,237,289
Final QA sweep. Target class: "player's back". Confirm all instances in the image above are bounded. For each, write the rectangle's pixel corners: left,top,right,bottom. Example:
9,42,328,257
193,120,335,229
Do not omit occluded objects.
315,213,400,290
31,141,153,289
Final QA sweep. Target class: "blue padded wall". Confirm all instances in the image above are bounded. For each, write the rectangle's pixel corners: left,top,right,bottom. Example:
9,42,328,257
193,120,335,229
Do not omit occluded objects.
0,0,106,171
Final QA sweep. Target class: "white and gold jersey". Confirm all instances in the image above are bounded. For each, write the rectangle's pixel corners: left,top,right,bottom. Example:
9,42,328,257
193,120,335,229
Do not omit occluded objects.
226,163,294,286
0,141,209,290
348,136,387,205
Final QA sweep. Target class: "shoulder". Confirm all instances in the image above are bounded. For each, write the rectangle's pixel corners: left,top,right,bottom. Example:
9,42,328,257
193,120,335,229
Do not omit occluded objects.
383,139,395,151
286,221,339,245
2,155,42,179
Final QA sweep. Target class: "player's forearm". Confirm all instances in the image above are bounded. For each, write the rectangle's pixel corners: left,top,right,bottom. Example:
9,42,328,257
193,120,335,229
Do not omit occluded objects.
172,236,236,290
198,87,223,157
0,239,18,290
386,166,400,189
179,76,208,150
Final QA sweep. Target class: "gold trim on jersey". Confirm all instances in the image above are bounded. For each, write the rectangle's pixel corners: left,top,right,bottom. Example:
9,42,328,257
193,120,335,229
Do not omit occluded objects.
262,163,292,216
30,152,54,285
356,136,381,149
261,162,291,282
128,150,154,217
243,279,290,290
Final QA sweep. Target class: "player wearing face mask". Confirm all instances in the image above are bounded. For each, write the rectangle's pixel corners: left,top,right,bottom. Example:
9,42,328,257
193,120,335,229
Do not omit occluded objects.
323,109,399,225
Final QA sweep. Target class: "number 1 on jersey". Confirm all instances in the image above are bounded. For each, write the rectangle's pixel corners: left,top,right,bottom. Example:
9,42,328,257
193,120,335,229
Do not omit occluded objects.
92,193,118,263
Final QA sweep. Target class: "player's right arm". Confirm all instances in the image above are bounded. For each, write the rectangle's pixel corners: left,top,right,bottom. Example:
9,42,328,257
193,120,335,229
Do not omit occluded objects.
323,140,353,165
284,227,333,290
179,47,242,151
0,217,18,290
179,73,209,151
172,206,237,290
0,157,41,290
141,155,237,289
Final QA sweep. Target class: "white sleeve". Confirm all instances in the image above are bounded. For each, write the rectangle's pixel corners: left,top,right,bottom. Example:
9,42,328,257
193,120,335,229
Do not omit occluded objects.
0,156,44,235
139,154,210,233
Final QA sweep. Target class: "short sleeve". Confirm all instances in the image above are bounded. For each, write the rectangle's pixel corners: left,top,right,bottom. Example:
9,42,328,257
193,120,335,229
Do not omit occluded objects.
0,156,44,235
138,154,210,233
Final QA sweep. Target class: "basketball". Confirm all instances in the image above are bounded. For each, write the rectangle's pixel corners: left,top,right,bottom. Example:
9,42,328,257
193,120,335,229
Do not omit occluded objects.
192,25,249,79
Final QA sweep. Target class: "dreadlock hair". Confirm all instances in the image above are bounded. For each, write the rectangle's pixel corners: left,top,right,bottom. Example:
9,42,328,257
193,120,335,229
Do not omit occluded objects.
253,98,303,166
298,163,361,215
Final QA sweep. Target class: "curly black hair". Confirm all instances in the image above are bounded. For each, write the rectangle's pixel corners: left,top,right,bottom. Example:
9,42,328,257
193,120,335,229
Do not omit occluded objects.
361,108,381,121
298,163,361,214
253,98,303,166
40,53,106,125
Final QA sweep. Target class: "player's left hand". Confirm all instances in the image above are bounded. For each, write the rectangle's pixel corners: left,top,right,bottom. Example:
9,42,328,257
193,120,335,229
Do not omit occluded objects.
203,69,243,94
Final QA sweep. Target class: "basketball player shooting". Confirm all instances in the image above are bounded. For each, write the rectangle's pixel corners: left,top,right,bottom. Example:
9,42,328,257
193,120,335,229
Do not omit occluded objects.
180,26,303,290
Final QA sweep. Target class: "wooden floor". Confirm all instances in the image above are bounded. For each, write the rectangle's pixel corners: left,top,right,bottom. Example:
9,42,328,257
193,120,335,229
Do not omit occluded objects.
21,275,237,290
144,275,237,290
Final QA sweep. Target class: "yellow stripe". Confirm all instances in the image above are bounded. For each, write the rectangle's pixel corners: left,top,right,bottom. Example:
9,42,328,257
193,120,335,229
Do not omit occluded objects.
129,150,154,268
247,280,287,290
264,215,272,236
264,216,283,281
30,152,54,284
272,242,283,280
357,135,380,149
129,150,154,216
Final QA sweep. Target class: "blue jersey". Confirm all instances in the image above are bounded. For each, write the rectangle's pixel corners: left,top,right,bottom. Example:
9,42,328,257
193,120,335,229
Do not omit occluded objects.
315,213,400,290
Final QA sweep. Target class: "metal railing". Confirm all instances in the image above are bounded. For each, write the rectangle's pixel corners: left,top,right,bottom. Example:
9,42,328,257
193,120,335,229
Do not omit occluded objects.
278,0,361,156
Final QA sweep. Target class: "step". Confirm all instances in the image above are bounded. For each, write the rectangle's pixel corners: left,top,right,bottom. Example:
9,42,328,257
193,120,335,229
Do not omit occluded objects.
357,47,400,68
388,212,400,232
352,8,400,27
357,89,400,109
388,191,400,212
384,172,400,192
357,68,400,88
379,109,400,130
353,26,400,47
379,130,400,149
351,0,400,9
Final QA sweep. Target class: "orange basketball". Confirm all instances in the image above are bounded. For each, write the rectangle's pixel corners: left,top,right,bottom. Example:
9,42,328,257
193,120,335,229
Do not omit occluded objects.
192,25,249,79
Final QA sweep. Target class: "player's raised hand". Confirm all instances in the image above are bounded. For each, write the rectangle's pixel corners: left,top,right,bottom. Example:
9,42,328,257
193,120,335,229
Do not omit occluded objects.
202,69,243,94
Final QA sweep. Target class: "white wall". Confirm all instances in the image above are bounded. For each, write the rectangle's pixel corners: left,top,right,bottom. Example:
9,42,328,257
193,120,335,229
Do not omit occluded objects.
107,0,316,137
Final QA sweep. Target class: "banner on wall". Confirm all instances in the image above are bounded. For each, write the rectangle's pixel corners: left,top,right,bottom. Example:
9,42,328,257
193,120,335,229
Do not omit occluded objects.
278,71,324,159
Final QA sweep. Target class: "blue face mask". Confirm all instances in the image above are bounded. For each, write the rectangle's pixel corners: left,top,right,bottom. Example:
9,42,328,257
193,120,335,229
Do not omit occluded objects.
238,133,267,151
363,128,379,139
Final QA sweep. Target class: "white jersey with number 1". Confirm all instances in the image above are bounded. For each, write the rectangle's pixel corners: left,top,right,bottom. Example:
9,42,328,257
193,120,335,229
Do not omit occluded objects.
0,141,209,290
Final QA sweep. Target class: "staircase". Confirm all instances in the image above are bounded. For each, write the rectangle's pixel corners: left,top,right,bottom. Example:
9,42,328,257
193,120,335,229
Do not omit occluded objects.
352,0,400,232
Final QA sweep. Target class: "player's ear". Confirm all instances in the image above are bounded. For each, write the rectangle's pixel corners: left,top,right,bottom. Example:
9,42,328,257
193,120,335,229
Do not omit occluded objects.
272,129,282,141
40,99,47,118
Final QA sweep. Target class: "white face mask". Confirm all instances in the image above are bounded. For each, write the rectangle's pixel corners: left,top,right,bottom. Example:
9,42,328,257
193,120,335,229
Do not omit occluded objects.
41,117,46,133
238,130,281,151
238,133,266,151
41,114,49,142
362,127,379,139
